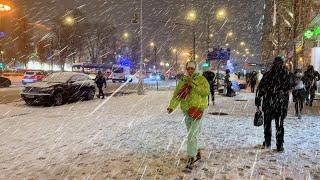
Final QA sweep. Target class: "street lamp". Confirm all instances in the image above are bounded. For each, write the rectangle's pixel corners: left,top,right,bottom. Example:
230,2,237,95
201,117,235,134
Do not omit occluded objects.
216,9,226,20
64,16,75,26
123,32,129,40
0,3,12,12
150,42,158,91
228,31,233,37
240,42,245,46
172,48,179,85
0,50,4,68
186,11,196,61
186,10,196,21
57,16,75,71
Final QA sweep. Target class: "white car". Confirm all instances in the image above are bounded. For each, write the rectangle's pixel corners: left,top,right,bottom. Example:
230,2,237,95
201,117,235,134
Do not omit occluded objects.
111,65,133,83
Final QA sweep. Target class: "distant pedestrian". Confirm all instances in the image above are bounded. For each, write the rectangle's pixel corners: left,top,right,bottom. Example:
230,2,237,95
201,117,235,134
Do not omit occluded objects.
167,61,210,170
255,56,295,152
292,68,306,119
249,71,257,93
225,69,232,97
203,70,216,105
302,65,320,107
95,71,107,99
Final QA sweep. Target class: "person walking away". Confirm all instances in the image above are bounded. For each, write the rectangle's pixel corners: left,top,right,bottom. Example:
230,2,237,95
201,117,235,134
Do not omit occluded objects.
167,61,210,170
225,69,232,97
255,56,295,152
303,65,320,107
203,70,216,106
95,71,107,99
249,71,257,93
292,68,306,119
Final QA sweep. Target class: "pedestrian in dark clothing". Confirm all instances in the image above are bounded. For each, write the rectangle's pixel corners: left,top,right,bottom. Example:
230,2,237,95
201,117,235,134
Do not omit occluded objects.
302,65,320,107
249,72,257,93
95,71,107,99
292,68,306,119
255,56,295,152
225,69,232,97
203,71,216,105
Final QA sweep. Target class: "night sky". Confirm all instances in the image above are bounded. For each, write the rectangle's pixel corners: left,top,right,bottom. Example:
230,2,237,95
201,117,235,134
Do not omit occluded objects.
13,0,265,63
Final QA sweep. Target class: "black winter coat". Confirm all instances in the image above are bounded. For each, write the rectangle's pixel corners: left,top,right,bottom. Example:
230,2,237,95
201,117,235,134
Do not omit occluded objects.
203,71,216,86
95,74,107,87
302,70,320,90
255,66,295,117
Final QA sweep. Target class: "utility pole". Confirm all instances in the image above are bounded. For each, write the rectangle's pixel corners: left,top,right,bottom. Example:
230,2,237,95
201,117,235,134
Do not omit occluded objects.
137,0,145,95
293,0,298,71
193,28,196,61
175,50,178,86
154,45,158,91
58,25,61,71
206,15,210,52
276,0,281,56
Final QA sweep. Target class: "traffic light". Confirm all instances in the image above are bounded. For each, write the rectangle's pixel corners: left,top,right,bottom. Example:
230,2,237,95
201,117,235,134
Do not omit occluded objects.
202,62,209,68
0,62,4,70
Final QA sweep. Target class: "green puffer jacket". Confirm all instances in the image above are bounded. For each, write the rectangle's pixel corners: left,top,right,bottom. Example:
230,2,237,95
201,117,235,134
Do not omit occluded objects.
168,73,210,113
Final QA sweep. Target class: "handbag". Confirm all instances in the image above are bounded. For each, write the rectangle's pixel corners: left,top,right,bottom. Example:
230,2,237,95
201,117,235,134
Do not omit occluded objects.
177,84,191,100
188,107,203,120
254,110,264,127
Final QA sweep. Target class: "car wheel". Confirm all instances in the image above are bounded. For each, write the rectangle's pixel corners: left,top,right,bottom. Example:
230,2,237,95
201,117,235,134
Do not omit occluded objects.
53,92,63,106
112,80,116,83
86,88,95,100
5,80,11,87
25,99,34,105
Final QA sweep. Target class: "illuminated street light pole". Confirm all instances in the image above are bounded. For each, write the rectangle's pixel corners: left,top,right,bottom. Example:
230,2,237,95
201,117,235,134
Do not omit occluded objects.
0,2,12,71
150,42,158,91
58,16,75,71
172,48,179,86
187,10,197,61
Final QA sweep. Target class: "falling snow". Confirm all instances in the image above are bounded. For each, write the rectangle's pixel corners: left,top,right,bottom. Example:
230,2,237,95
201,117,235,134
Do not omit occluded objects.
0,89,319,179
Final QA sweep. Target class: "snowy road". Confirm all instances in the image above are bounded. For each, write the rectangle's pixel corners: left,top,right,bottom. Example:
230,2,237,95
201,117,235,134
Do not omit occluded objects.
0,90,319,179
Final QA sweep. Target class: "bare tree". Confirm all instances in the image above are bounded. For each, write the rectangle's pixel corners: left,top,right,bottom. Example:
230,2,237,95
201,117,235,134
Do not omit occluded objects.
85,22,117,64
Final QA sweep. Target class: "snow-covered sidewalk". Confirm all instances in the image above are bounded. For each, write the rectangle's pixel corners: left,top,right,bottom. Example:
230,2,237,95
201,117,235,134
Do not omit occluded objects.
0,90,319,179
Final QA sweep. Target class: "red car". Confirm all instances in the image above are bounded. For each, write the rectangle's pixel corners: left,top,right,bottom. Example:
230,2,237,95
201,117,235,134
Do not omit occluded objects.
22,71,46,85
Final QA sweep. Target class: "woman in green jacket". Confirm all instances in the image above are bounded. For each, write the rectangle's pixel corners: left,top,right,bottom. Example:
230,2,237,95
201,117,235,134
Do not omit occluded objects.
167,61,210,170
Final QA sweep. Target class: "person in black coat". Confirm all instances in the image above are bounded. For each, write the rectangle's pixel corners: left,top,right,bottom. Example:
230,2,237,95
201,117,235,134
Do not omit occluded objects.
95,71,107,99
225,69,232,97
302,65,320,107
255,56,295,152
249,71,257,93
203,70,216,105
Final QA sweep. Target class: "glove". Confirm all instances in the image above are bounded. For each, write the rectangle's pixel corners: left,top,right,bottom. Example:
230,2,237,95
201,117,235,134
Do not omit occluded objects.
167,108,173,114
